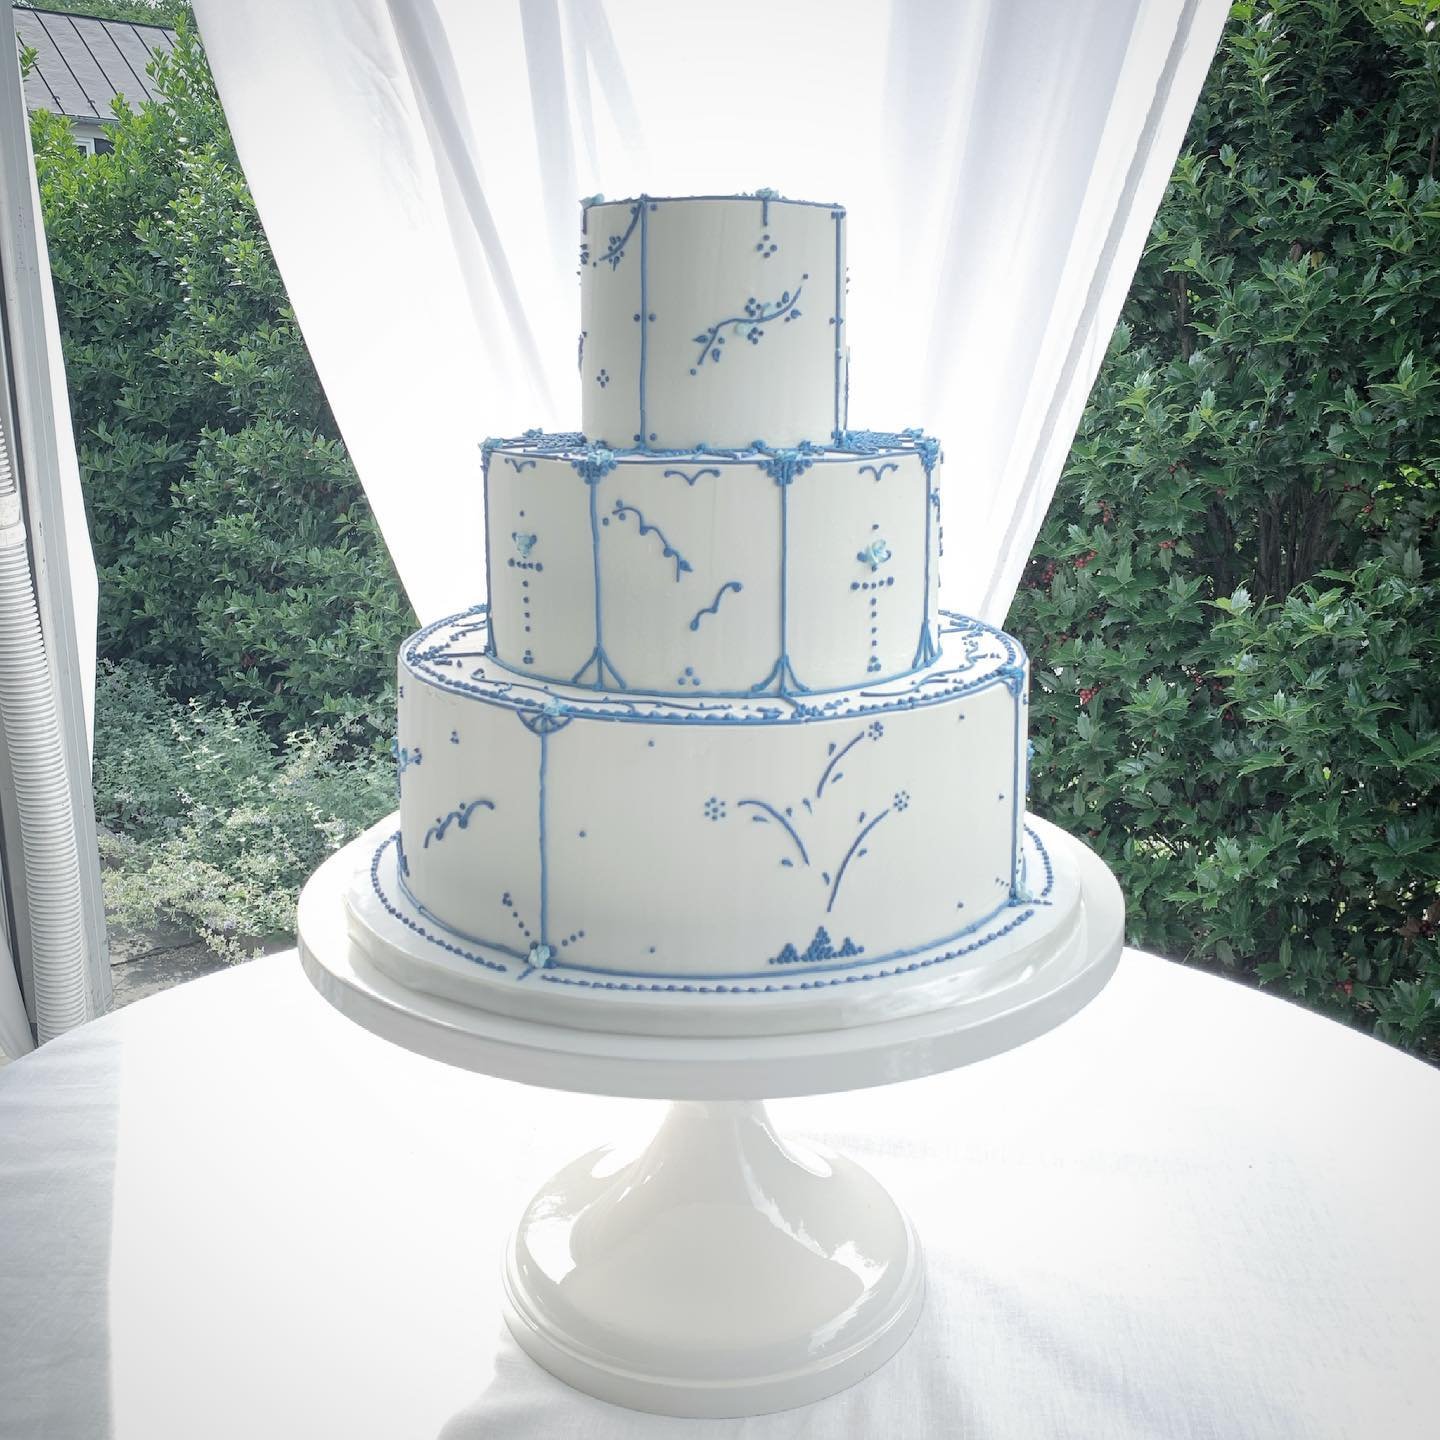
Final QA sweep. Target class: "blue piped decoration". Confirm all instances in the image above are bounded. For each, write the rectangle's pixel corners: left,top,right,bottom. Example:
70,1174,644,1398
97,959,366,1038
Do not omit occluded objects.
758,445,821,486
423,798,497,848
736,799,810,867
769,926,864,966
859,461,899,484
569,445,617,486
519,702,572,737
608,500,692,581
664,467,721,487
857,538,891,572
689,581,743,632
512,531,537,559
592,201,640,270
690,276,808,373
826,807,892,913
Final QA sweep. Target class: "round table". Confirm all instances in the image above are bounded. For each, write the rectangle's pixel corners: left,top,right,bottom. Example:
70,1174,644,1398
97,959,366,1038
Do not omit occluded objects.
1,949,1436,1439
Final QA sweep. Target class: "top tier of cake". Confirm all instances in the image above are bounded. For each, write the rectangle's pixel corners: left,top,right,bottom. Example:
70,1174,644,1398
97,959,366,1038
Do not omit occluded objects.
580,194,846,450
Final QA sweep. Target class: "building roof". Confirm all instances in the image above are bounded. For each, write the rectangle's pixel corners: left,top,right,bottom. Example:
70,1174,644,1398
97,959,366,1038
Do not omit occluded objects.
15,6,176,123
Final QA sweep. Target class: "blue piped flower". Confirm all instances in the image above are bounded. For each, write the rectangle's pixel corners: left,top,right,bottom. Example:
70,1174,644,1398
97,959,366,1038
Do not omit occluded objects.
858,538,892,572
512,531,537,558
581,193,605,206
894,790,910,811
542,697,570,718
596,368,610,388
867,720,885,741
704,797,726,822
528,942,555,967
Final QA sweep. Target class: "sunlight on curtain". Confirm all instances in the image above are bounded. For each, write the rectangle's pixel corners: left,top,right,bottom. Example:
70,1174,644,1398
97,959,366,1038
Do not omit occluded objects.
193,0,1226,627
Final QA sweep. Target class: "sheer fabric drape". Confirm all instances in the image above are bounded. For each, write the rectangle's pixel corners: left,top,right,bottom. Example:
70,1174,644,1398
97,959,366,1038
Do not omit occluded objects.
191,0,1226,627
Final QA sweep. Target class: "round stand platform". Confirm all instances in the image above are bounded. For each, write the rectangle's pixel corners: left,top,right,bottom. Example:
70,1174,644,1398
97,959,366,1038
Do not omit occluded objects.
298,814,1122,1417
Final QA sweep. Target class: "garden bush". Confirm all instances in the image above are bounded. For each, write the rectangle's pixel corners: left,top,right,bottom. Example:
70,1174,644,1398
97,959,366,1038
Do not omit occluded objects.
1009,0,1440,1060
93,663,393,956
29,20,411,732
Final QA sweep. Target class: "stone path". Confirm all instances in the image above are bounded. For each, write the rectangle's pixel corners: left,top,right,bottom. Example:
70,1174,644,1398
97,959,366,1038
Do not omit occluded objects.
108,923,233,1010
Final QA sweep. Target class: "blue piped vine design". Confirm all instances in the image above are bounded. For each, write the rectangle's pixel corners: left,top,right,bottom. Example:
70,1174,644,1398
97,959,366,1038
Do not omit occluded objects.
607,500,692,581
689,275,808,374
423,798,496,849
689,581,743,631
592,201,641,271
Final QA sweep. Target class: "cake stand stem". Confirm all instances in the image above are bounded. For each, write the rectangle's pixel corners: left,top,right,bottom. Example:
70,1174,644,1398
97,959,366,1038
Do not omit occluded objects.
502,1098,925,1418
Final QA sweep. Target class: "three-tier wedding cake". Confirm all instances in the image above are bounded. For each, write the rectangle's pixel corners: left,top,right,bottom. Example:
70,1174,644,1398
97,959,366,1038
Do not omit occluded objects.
346,193,1085,1037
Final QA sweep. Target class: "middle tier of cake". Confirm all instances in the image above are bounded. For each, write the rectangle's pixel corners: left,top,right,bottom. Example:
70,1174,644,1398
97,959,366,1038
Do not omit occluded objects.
482,430,942,695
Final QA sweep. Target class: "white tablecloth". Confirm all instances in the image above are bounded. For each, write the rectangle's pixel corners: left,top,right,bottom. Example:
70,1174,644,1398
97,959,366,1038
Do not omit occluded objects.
1,949,1436,1439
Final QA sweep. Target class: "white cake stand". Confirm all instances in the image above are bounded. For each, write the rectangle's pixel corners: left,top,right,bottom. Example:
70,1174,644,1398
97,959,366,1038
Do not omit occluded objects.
298,815,1123,1418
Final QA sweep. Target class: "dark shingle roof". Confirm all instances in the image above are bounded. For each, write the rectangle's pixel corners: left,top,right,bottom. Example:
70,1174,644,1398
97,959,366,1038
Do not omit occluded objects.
15,7,176,123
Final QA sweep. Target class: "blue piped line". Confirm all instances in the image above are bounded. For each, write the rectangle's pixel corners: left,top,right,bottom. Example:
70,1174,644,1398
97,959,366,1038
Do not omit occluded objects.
571,647,627,689
638,199,649,440
815,731,863,799
575,473,626,689
826,808,891,913
832,208,843,439
689,580,743,632
736,799,810,867
664,467,721,487
611,501,692,581
423,798,496,848
538,729,550,945
914,461,938,667
750,480,809,694
859,462,898,484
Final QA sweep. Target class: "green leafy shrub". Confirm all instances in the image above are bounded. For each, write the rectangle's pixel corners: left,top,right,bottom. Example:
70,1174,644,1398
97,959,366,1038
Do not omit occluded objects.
94,663,393,956
31,23,411,730
1011,0,1440,1059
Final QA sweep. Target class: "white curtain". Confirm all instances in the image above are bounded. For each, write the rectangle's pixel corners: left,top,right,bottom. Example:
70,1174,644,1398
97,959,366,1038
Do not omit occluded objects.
191,0,1226,628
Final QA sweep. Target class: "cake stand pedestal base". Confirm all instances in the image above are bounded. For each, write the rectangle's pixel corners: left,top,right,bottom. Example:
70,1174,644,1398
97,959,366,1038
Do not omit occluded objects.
502,1098,923,1419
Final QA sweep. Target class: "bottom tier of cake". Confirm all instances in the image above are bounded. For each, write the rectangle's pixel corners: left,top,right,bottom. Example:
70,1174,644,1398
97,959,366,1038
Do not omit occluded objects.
346,812,1086,1036
381,607,1041,996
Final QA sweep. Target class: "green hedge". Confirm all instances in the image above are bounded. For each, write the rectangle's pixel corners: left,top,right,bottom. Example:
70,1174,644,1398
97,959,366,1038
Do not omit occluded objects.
30,23,411,733
1009,0,1440,1059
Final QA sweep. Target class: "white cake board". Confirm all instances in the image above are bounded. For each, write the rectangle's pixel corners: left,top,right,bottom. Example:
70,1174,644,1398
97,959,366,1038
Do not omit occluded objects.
298,815,1122,1417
